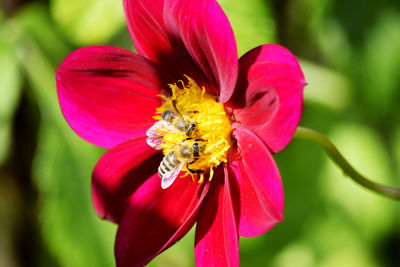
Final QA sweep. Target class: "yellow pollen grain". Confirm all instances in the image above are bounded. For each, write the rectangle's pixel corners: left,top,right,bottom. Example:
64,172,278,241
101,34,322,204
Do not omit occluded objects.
155,75,232,181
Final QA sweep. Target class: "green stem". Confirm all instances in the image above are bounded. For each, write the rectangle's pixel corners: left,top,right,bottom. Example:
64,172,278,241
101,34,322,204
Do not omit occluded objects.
294,127,400,200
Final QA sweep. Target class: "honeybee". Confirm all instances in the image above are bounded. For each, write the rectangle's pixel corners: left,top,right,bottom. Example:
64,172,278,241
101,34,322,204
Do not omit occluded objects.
158,140,205,189
161,109,197,136
146,107,197,149
146,105,204,188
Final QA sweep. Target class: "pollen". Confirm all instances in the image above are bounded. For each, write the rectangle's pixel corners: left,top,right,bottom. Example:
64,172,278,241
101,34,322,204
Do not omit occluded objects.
154,76,232,182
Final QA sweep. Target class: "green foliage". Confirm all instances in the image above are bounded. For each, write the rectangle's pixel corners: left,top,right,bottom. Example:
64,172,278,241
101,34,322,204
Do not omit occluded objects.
8,4,116,267
300,60,352,110
219,0,276,56
50,0,125,45
1,0,399,266
321,124,395,240
0,28,21,165
363,10,400,116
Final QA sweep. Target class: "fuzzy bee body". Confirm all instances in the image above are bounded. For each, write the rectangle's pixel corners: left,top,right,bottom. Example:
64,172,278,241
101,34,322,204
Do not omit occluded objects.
158,140,204,189
158,151,184,178
146,108,203,189
161,109,196,136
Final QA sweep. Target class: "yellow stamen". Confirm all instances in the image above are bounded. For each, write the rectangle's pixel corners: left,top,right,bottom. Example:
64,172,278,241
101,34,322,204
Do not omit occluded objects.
155,76,232,182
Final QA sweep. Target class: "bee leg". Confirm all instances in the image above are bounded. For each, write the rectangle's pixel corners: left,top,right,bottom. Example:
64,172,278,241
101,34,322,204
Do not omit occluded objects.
186,163,205,174
185,110,199,114
186,122,197,137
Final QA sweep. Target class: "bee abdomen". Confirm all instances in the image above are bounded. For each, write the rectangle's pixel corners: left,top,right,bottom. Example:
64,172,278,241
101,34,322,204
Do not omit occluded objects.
158,152,180,177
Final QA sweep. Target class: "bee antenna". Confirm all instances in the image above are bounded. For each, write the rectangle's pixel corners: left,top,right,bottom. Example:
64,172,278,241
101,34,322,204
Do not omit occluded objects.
171,99,184,116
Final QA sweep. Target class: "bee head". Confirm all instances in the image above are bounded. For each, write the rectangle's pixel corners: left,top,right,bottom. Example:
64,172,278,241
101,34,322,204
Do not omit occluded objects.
161,110,176,123
193,141,205,158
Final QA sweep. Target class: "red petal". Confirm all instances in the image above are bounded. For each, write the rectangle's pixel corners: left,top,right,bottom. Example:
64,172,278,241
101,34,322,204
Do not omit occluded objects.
115,175,210,267
164,0,238,102
230,126,284,237
124,0,173,63
123,0,200,85
194,166,239,267
232,44,305,153
92,137,162,223
56,46,162,149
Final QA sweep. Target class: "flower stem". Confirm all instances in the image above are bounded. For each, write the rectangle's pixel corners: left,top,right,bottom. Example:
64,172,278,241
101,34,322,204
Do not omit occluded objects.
294,126,400,200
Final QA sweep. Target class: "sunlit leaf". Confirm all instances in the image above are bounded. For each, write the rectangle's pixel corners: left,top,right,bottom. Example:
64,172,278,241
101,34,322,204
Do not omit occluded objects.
50,0,125,45
301,59,352,110
308,216,379,267
315,19,353,70
272,242,316,267
219,0,275,56
16,4,70,65
149,228,195,267
0,23,22,165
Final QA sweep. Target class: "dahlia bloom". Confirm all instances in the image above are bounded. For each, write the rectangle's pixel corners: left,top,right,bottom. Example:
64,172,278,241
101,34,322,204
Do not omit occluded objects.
55,0,305,266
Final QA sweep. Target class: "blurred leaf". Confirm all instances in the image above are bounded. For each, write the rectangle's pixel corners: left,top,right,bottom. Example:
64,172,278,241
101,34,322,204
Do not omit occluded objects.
33,120,116,267
315,19,353,70
16,4,71,65
393,127,400,187
219,0,275,56
320,123,395,242
363,10,400,115
301,59,352,110
319,248,378,267
292,0,331,36
14,20,116,267
272,242,316,267
307,215,379,267
150,228,195,267
0,23,22,165
50,0,125,45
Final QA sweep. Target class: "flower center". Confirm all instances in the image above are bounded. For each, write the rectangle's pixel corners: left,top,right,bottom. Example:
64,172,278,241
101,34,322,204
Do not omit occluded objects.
150,76,232,183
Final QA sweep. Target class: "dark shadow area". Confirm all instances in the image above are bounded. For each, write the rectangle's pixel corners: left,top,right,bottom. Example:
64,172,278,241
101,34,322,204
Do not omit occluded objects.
378,228,400,267
270,0,290,46
4,91,59,267
1,0,50,17
154,33,219,98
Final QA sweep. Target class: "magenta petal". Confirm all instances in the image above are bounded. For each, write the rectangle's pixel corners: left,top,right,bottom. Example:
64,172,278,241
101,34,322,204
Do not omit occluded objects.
230,126,284,237
56,46,162,148
124,0,173,63
164,0,238,102
115,175,210,267
195,167,239,267
92,137,162,223
232,44,305,153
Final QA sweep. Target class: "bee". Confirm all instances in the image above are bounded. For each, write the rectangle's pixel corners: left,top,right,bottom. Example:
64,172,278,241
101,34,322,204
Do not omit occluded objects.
146,104,198,149
146,103,204,188
158,139,205,189
160,109,197,137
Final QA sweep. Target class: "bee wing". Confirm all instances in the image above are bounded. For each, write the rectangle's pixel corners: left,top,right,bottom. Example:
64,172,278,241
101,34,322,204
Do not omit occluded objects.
161,162,185,189
146,120,176,149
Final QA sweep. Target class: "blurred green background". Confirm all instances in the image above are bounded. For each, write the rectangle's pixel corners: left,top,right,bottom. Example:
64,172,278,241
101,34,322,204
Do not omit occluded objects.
0,0,399,266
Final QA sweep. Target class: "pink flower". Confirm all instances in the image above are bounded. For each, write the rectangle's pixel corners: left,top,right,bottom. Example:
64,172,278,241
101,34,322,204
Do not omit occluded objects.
55,0,305,266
